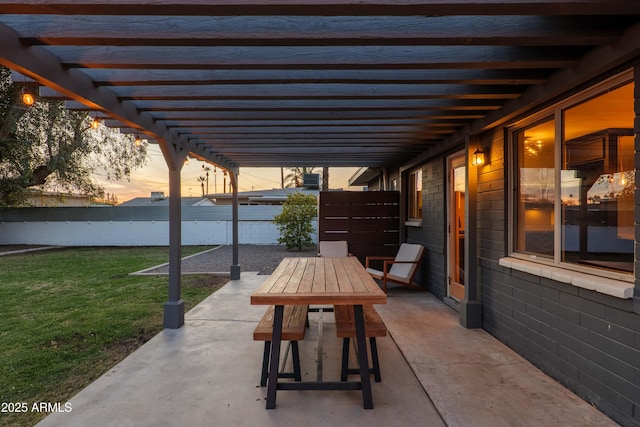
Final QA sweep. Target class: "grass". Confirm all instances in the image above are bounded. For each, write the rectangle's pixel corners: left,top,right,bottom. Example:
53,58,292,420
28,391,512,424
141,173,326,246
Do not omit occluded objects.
0,246,228,427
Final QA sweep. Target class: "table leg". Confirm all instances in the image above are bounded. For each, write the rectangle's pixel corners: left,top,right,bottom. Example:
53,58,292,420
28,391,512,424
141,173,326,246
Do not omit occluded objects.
353,304,373,409
266,304,284,409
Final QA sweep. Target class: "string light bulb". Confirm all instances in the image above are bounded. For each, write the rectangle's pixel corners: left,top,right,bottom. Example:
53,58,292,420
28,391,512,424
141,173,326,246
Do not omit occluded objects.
134,132,142,147
90,116,100,129
21,87,35,106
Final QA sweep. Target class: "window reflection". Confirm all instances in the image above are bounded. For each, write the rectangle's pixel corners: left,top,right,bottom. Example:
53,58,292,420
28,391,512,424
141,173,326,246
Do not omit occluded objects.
514,80,634,274
408,169,422,220
516,118,555,256
562,83,634,271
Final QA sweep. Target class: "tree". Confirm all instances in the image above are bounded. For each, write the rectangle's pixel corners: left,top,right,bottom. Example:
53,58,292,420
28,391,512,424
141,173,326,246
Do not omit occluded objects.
283,166,316,188
197,176,206,196
322,167,329,191
273,192,317,250
0,67,147,206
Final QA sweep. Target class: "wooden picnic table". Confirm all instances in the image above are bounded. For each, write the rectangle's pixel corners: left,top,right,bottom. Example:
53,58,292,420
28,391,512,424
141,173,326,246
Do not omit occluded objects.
251,256,387,409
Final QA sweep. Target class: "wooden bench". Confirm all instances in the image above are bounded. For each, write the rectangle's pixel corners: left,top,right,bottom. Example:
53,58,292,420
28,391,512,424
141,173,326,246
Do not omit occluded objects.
253,305,309,387
333,304,386,382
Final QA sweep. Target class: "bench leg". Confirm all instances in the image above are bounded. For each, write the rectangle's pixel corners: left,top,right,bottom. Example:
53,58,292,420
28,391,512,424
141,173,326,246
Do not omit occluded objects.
369,337,381,382
260,340,303,386
291,341,301,381
260,341,271,387
340,337,381,383
340,338,350,381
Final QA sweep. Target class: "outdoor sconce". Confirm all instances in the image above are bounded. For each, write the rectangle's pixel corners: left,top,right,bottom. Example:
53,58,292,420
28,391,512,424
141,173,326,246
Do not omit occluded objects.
21,87,35,106
472,147,485,166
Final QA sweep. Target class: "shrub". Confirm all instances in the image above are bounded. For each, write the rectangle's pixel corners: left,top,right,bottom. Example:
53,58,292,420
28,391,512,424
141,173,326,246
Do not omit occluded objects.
273,192,317,250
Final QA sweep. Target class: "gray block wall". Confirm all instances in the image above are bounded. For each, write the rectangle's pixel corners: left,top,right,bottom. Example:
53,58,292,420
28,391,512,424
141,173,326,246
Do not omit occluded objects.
407,158,447,300
478,126,640,426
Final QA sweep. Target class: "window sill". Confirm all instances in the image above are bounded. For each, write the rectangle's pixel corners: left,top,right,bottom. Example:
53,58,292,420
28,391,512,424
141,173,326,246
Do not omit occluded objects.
498,257,633,299
405,220,422,227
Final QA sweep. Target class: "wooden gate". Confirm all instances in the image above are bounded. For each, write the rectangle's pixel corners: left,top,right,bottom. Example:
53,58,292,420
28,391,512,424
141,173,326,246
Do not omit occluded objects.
318,191,400,263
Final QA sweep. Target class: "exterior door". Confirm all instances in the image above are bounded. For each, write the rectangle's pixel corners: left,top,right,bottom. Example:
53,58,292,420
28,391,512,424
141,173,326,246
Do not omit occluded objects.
448,154,466,301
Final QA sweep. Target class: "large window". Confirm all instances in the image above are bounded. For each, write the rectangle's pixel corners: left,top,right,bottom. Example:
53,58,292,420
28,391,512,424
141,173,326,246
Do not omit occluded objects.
513,76,634,274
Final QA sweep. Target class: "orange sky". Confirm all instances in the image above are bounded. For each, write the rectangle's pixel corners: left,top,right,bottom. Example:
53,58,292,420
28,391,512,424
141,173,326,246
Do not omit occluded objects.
99,144,362,203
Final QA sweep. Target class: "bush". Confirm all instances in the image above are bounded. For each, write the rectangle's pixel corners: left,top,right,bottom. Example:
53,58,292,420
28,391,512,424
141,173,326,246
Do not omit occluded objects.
273,192,317,250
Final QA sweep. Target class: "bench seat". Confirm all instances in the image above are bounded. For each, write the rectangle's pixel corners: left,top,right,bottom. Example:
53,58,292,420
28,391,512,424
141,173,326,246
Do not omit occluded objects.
333,304,386,382
253,305,309,387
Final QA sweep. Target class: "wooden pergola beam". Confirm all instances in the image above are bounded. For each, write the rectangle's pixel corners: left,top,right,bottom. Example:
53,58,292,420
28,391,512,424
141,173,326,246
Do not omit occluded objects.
10,15,622,47
45,45,582,70
0,23,237,173
0,0,638,16
76,68,549,86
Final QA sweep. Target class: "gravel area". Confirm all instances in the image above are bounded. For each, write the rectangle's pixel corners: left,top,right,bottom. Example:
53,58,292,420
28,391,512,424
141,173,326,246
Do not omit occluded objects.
0,244,318,275
141,244,317,275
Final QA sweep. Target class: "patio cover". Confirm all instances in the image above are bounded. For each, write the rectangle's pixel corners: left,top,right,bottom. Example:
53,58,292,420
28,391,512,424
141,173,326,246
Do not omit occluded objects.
1,1,639,327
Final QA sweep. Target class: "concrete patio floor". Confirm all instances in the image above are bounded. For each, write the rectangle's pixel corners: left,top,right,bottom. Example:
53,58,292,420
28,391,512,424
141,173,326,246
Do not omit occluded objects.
37,272,618,427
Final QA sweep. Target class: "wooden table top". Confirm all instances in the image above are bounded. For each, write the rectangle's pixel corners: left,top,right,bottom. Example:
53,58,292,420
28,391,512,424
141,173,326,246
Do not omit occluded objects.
251,257,387,306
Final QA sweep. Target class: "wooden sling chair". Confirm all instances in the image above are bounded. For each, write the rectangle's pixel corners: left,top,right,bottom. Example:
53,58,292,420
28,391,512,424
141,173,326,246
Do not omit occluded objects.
365,243,425,293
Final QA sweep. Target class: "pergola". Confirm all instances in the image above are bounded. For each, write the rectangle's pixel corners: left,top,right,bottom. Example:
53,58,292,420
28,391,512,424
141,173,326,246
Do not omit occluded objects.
1,1,639,328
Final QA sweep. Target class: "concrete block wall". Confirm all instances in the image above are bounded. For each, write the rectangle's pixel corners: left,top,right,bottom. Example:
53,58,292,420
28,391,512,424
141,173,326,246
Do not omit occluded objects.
476,129,507,262
478,126,640,426
0,219,318,246
407,158,447,299
483,265,640,426
0,205,318,246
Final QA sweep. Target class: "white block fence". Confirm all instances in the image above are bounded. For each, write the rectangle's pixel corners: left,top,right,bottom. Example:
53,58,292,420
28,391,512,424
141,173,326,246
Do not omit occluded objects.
0,206,318,246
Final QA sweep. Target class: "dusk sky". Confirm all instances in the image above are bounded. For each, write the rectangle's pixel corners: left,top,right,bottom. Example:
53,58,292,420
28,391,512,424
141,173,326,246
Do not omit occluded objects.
99,144,362,203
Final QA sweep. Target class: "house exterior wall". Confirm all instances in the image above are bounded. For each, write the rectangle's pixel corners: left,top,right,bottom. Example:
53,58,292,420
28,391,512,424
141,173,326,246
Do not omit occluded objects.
401,71,640,425
407,159,448,300
477,126,640,425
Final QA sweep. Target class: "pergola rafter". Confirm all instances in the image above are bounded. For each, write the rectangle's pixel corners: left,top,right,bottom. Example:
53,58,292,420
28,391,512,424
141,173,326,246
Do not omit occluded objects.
1,1,640,328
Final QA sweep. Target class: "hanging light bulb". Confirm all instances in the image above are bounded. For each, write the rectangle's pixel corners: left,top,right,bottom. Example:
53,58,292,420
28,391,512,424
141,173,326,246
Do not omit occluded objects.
21,87,35,106
90,116,100,129
134,132,142,147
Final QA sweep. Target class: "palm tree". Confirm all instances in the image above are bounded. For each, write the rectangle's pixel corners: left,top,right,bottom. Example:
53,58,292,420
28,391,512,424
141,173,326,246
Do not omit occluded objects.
322,167,329,191
283,167,316,188
197,176,206,195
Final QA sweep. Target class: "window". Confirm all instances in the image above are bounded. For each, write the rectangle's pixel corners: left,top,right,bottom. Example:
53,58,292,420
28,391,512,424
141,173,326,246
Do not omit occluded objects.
515,117,556,257
408,169,423,221
512,76,634,274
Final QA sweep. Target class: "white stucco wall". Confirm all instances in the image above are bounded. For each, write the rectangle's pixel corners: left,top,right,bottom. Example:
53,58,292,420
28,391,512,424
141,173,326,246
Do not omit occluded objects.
0,220,318,246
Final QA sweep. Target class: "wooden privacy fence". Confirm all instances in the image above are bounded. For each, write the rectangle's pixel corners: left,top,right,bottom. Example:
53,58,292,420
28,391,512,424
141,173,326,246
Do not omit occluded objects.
318,191,400,263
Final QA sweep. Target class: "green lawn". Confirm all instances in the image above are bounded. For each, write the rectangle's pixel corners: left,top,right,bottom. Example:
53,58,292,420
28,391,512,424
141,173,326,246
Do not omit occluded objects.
0,246,226,427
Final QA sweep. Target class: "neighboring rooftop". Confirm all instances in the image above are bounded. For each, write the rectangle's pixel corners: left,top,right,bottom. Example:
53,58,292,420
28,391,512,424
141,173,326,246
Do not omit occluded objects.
205,187,322,205
119,192,215,207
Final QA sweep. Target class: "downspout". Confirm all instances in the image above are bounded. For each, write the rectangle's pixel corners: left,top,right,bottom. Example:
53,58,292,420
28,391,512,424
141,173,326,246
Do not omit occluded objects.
229,170,241,280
